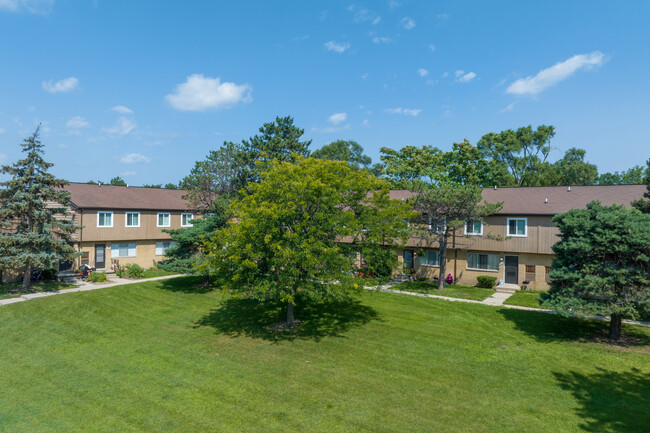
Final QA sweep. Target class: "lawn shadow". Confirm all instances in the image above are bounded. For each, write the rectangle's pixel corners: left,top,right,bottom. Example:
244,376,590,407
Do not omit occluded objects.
195,298,381,342
554,368,650,433
157,275,214,294
498,309,650,347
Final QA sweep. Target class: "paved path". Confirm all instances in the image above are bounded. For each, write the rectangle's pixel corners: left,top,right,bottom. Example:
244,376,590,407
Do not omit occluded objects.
0,274,184,307
369,284,650,328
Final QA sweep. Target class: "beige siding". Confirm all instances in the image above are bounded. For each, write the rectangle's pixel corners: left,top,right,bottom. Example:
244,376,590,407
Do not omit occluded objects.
78,240,172,270
78,210,199,242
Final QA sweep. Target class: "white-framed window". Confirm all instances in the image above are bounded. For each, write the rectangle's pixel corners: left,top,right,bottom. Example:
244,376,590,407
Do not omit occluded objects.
464,219,483,236
110,242,137,258
125,212,140,228
507,217,527,237
97,211,113,228
467,252,499,271
418,250,440,267
157,213,170,227
181,213,194,227
428,217,446,234
155,241,177,256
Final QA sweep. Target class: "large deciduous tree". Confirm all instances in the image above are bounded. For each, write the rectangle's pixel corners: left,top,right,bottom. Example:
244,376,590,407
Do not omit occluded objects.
542,202,650,340
539,148,599,186
0,128,79,290
477,124,555,186
596,164,646,185
381,140,502,290
311,139,372,170
203,156,411,325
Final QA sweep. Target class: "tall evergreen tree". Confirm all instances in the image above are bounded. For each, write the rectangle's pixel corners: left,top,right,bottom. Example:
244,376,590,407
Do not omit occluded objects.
0,127,79,290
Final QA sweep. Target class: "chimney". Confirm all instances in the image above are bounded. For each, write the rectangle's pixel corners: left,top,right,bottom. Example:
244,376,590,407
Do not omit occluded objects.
494,185,497,190
126,184,129,188
545,198,548,204
567,186,571,192
98,182,101,187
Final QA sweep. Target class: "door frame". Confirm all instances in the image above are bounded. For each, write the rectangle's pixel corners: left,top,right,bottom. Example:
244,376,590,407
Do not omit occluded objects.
95,244,106,269
504,254,519,284
403,249,414,269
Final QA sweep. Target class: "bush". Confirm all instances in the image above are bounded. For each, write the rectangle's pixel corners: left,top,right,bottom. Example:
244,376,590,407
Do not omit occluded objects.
88,271,107,282
125,264,145,279
476,276,497,288
42,269,57,280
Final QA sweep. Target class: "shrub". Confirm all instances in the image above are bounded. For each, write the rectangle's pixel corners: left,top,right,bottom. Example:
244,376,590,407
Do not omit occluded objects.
476,276,497,288
88,271,107,282
363,247,398,278
41,269,58,280
125,264,145,279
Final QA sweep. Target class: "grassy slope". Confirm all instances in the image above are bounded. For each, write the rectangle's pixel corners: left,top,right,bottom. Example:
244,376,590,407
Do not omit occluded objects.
0,276,648,433
0,281,76,300
504,290,548,309
390,280,495,301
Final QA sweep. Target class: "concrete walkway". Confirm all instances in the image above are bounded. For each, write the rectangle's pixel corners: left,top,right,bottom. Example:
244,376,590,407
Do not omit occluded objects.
369,284,650,328
0,274,183,307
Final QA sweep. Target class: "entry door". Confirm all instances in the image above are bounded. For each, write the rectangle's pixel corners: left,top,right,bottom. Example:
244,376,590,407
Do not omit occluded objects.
95,244,106,269
403,249,414,269
505,255,518,284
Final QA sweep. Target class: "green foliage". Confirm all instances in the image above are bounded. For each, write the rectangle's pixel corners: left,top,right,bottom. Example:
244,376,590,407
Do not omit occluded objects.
109,176,127,186
539,148,598,186
125,264,145,279
631,159,650,213
0,127,80,290
476,276,497,288
88,271,107,282
142,183,162,188
41,269,57,281
477,125,555,186
596,164,645,185
543,201,650,339
164,183,179,190
204,156,412,323
311,139,372,169
362,246,397,278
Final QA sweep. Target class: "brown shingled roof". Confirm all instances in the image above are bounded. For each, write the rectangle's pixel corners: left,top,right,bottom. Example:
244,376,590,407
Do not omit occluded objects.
62,183,193,211
390,185,646,216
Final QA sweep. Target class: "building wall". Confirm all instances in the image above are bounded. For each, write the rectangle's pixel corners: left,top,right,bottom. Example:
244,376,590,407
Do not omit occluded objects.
77,210,197,242
77,240,172,270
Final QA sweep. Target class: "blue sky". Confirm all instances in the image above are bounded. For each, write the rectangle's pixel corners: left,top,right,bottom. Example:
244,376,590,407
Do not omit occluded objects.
1,0,649,185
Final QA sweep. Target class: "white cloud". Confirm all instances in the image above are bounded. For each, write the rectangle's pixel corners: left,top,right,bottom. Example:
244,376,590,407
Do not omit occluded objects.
57,143,68,149
455,70,477,82
102,117,137,137
372,35,392,44
436,13,450,25
427,44,436,52
119,153,150,164
0,0,54,14
42,77,79,93
418,68,429,77
506,51,606,96
324,41,351,53
499,102,517,113
400,17,416,30
112,105,133,114
385,107,422,116
388,0,401,7
311,124,351,134
350,7,380,24
362,119,370,127
362,73,369,80
165,74,252,111
66,116,90,134
328,112,347,125
0,128,5,134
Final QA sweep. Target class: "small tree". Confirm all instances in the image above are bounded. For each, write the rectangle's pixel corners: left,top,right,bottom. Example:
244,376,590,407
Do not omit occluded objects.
203,156,411,325
0,128,79,290
542,202,650,340
631,159,650,213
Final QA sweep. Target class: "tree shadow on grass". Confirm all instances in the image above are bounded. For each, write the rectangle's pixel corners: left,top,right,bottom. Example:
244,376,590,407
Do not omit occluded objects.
498,309,650,347
194,298,381,342
157,275,214,294
554,368,650,433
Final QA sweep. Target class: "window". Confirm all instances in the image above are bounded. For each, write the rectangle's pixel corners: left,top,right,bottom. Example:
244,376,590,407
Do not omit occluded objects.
110,242,136,258
157,213,170,227
429,217,446,234
155,241,177,256
418,250,440,267
125,212,140,227
545,266,551,283
467,252,499,271
464,219,483,236
507,218,527,237
97,211,113,228
181,213,194,227
525,265,535,282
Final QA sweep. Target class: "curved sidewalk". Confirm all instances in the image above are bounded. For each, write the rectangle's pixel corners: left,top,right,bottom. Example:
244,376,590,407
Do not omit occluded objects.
0,274,184,306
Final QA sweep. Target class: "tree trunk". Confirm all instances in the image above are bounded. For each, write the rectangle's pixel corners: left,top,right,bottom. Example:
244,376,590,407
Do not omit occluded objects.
438,232,447,290
608,313,622,341
22,263,32,291
286,303,294,326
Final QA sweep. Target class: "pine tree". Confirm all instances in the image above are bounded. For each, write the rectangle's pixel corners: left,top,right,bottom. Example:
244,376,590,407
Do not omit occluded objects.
0,127,80,290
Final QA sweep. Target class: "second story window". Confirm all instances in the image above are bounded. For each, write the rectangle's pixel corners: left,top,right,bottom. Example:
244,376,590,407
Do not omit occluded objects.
97,211,113,228
181,213,194,227
507,218,527,237
429,217,446,234
157,213,170,227
465,219,483,236
125,212,140,227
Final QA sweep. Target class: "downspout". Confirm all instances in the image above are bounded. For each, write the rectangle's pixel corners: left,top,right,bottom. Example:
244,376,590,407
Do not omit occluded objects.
79,209,83,268
452,230,457,283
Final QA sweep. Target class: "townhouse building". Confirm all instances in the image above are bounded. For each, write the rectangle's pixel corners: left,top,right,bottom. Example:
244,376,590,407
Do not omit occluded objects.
389,184,646,290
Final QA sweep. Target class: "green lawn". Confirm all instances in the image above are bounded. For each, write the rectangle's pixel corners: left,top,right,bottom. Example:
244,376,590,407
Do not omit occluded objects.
504,290,549,309
141,267,177,279
390,280,495,301
0,276,648,432
0,281,76,300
